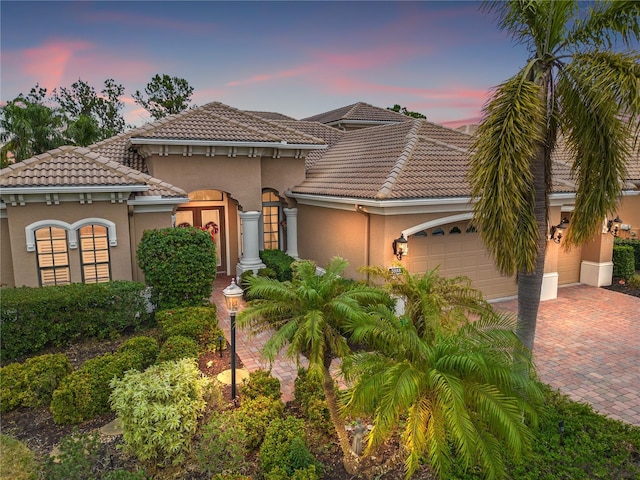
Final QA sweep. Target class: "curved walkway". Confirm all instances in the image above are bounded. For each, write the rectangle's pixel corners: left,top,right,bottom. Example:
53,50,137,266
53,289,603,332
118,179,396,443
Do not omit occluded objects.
212,277,640,426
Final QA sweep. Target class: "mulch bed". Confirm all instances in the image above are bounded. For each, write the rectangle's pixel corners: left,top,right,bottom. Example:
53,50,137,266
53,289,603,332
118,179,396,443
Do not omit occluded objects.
602,276,640,299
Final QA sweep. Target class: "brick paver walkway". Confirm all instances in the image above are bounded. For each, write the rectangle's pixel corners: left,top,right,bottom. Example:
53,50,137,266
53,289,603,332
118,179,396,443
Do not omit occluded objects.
212,277,640,426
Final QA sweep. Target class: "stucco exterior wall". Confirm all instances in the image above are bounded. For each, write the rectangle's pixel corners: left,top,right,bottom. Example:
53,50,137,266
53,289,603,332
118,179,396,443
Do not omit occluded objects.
6,202,132,287
616,194,640,240
260,157,306,205
1,216,15,287
129,210,174,283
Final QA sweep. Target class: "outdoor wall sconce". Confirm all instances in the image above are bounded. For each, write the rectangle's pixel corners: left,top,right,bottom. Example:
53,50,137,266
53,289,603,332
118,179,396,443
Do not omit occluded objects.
607,215,623,237
549,217,569,244
393,233,408,260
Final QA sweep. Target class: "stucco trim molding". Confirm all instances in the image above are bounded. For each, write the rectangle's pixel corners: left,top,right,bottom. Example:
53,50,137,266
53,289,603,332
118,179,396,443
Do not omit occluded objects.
402,213,474,237
25,218,117,252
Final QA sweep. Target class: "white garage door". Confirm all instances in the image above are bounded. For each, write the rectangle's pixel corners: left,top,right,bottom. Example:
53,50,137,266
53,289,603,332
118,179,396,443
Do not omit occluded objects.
406,225,517,300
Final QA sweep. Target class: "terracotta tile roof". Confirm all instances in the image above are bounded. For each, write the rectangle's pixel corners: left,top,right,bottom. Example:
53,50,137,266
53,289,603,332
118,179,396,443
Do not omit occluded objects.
0,146,186,198
271,120,345,168
245,110,296,121
302,102,410,125
131,102,326,145
89,130,149,173
292,119,474,199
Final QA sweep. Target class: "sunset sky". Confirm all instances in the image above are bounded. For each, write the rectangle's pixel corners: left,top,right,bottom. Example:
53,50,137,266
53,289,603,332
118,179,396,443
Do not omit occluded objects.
2,1,540,128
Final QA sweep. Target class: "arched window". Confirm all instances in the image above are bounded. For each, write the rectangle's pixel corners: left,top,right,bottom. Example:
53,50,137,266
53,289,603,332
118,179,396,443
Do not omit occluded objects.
35,226,70,286
262,190,282,250
79,224,111,283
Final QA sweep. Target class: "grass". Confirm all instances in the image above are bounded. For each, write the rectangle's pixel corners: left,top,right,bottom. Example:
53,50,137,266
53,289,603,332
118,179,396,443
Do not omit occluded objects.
0,434,40,480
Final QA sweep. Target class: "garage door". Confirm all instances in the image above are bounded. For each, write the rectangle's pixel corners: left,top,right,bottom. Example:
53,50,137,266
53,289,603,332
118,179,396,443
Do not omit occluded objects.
406,225,517,300
557,244,582,284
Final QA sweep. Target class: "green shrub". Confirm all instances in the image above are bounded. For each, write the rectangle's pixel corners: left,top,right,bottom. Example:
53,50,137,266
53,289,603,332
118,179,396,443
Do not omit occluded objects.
628,273,640,288
157,335,199,363
0,281,149,362
294,368,332,435
156,305,222,353
259,416,320,477
137,227,217,310
241,369,281,401
614,238,640,270
43,430,100,480
110,359,209,467
118,336,159,366
1,354,72,413
234,395,285,450
612,245,635,279
259,249,295,281
101,470,148,480
258,267,278,279
211,475,252,480
0,434,39,480
197,411,249,476
50,350,150,424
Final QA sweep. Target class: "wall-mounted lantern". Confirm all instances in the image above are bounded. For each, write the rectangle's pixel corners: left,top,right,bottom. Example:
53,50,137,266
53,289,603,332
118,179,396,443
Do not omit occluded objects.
393,233,408,260
549,217,569,244
607,215,623,237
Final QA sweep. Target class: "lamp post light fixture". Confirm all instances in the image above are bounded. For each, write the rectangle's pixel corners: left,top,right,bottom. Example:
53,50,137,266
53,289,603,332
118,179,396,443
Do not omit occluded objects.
392,233,408,260
222,277,243,404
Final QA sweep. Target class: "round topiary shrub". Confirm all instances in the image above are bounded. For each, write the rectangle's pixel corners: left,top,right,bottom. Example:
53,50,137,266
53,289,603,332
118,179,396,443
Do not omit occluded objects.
240,369,281,401
137,227,217,310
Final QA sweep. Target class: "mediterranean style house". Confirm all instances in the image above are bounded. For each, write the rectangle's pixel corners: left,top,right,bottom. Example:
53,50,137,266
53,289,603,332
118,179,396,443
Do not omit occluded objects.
1,101,638,301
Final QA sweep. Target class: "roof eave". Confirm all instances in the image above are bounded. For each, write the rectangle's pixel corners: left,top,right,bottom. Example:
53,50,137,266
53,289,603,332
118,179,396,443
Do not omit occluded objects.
129,138,327,150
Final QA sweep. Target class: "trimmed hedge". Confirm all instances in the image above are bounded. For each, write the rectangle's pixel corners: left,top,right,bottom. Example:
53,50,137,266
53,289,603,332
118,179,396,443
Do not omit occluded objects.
50,339,157,424
612,245,635,280
259,250,295,282
1,353,72,413
156,305,222,354
0,281,150,363
137,227,217,310
614,238,640,271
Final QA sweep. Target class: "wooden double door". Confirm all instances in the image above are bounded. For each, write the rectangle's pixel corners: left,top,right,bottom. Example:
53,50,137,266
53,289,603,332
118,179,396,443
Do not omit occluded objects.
175,206,226,273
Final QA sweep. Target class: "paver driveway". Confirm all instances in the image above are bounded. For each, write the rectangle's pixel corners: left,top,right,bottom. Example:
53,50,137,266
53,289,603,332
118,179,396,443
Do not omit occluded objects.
213,278,640,426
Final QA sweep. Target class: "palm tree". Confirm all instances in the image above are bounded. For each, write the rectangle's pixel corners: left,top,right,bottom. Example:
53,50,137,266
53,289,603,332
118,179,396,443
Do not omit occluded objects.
361,264,495,342
342,287,542,479
468,1,640,351
236,257,390,474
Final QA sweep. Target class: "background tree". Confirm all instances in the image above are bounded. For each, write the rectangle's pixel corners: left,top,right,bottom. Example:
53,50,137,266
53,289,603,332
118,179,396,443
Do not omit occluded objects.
54,78,126,142
342,267,542,479
0,85,65,167
387,104,426,119
133,74,194,120
468,0,640,351
237,257,390,474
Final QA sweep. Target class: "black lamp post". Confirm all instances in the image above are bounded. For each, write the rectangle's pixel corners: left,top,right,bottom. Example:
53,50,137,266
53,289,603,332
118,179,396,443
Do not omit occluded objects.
222,277,243,404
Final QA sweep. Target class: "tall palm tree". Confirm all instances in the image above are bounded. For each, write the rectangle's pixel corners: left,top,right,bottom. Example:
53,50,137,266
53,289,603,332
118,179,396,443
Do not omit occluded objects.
468,1,640,351
236,257,391,474
342,294,542,480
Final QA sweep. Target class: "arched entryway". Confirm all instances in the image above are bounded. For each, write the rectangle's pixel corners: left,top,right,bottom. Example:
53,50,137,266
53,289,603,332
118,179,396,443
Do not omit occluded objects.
175,189,228,273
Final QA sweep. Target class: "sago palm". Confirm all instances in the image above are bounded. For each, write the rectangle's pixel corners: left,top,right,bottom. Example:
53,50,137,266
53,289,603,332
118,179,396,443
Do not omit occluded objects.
236,257,391,473
342,304,542,480
468,0,640,351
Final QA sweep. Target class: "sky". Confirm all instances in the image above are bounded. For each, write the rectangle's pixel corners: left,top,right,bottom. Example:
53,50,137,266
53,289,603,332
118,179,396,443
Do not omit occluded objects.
2,1,535,129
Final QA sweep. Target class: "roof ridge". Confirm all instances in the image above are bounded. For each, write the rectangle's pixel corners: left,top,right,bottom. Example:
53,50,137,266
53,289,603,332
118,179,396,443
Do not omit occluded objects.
376,120,421,199
240,111,327,144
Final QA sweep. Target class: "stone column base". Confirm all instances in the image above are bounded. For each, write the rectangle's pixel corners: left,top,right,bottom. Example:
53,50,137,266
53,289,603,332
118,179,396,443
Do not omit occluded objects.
580,261,613,287
541,272,559,301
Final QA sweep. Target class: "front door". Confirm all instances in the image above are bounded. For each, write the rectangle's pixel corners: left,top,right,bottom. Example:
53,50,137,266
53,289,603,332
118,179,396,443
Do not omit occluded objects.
175,206,225,273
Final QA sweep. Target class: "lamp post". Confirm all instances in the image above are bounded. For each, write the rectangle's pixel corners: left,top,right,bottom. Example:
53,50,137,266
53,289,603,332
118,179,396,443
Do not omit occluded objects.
222,277,243,404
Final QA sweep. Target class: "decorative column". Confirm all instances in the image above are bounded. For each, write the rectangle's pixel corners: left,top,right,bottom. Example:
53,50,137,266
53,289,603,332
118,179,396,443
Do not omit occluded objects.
283,207,299,259
236,211,266,276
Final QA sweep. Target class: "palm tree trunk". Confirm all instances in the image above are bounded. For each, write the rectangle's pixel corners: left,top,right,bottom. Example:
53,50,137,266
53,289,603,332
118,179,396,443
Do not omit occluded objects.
322,366,359,475
517,138,548,352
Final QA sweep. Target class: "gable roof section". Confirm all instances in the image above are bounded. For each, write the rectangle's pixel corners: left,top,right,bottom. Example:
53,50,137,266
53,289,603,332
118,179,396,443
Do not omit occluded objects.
89,130,149,173
0,146,186,198
245,110,297,121
302,102,410,125
291,119,474,200
271,119,345,168
131,102,326,145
